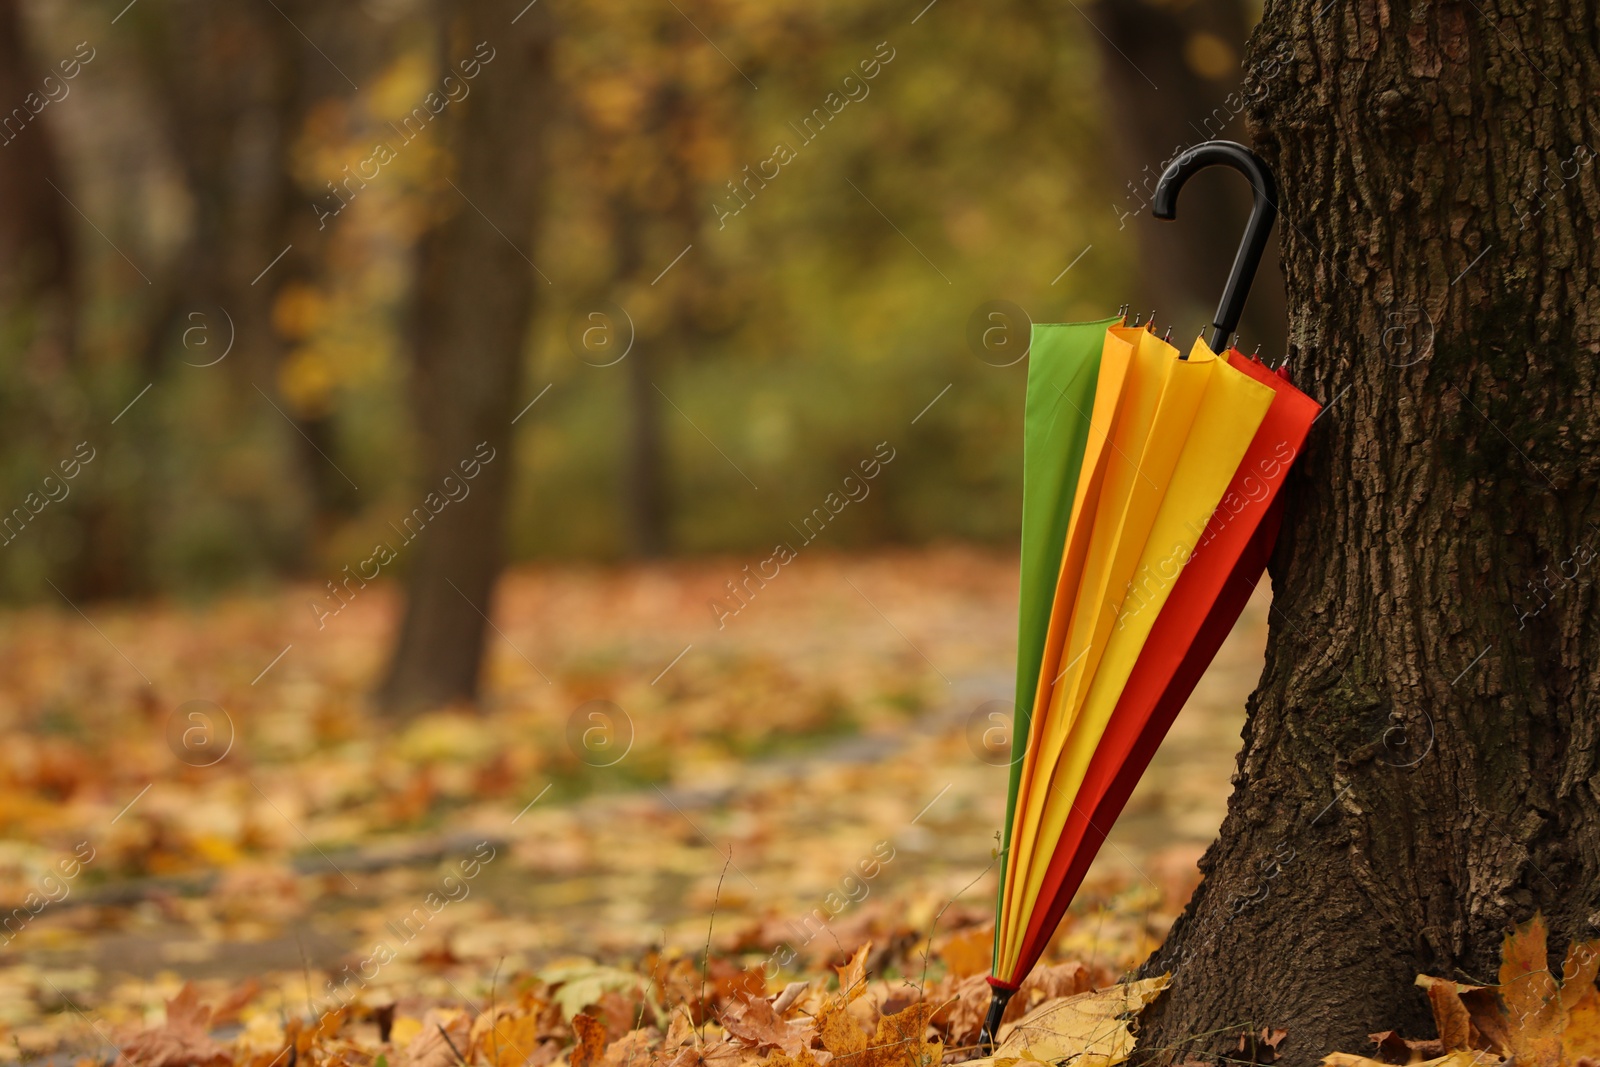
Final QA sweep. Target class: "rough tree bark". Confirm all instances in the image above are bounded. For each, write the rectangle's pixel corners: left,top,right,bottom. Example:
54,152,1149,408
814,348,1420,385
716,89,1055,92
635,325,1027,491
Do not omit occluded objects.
1137,1,1600,1062
377,2,551,714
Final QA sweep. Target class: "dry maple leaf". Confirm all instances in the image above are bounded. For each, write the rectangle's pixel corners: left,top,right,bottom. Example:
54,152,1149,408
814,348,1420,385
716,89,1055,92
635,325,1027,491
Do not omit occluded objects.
1324,913,1600,1067
722,995,813,1056
835,944,872,1005
845,1001,943,1067
817,1000,869,1060
116,984,232,1067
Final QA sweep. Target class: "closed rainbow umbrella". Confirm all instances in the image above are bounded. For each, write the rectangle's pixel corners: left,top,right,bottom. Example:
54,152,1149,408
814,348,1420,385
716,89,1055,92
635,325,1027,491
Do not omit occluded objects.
982,142,1319,1046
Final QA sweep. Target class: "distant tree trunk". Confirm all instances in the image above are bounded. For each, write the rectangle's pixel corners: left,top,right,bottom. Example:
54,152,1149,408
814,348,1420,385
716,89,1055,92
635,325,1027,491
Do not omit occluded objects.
0,0,76,360
377,3,552,714
610,198,671,557
624,340,670,557
1093,0,1287,351
1137,1,1600,1063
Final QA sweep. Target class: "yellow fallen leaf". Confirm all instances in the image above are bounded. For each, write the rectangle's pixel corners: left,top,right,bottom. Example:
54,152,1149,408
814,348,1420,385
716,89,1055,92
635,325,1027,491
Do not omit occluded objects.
965,975,1170,1067
1334,914,1600,1067
1323,1051,1501,1067
391,1016,424,1049
536,963,642,1021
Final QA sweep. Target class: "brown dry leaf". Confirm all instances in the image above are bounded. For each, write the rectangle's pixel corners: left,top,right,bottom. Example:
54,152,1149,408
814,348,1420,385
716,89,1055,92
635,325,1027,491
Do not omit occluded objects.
1333,913,1600,1067
571,1013,608,1067
1370,1030,1446,1063
1499,914,1565,1067
763,1051,831,1067
1235,1027,1287,1065
1422,978,1477,1052
929,974,994,1047
1561,938,1600,1061
1019,962,1096,1007
602,1028,658,1067
773,982,811,1017
401,1011,472,1067
116,983,232,1067
723,995,812,1056
835,943,872,1005
967,976,1170,1067
817,1001,869,1060
936,928,995,981
847,1001,942,1067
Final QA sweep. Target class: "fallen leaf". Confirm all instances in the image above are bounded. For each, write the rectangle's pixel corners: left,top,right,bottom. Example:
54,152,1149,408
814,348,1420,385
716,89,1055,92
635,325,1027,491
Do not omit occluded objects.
539,964,644,1022
601,1027,656,1067
1370,1029,1445,1062
1323,1052,1502,1067
966,976,1170,1067
836,944,872,1005
1499,914,1565,1067
936,928,994,981
773,982,811,1016
116,984,233,1067
1560,938,1600,1062
400,1012,470,1067
846,1001,942,1067
1333,913,1600,1067
817,1001,868,1060
724,996,812,1056
571,1014,607,1067
1019,963,1096,1010
474,1011,544,1067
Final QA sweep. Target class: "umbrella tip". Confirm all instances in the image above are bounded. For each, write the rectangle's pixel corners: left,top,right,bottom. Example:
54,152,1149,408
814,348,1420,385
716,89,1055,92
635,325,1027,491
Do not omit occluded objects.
980,986,1016,1054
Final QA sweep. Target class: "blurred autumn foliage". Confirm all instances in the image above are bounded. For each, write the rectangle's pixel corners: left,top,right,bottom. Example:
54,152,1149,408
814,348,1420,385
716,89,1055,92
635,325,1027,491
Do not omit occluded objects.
0,0,1163,602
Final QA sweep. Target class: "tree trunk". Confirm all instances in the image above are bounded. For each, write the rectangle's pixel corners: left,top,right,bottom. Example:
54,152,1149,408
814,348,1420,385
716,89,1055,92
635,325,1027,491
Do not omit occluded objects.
624,340,670,557
1137,1,1600,1062
610,197,671,558
376,3,551,714
0,0,76,356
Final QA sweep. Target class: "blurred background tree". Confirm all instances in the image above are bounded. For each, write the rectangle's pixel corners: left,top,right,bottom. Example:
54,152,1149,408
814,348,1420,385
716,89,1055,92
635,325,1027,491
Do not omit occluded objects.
0,0,1270,706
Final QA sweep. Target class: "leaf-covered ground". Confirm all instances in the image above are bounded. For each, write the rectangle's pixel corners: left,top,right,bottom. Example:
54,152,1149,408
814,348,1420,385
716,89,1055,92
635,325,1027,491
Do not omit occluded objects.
0,548,1270,1065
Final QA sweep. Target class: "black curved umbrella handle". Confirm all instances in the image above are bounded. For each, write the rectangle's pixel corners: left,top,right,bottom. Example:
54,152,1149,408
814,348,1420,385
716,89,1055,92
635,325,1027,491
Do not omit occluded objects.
1152,140,1278,354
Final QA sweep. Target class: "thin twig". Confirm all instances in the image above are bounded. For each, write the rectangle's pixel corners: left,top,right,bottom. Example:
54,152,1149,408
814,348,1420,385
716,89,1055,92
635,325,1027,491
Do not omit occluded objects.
436,1023,468,1067
698,852,732,1043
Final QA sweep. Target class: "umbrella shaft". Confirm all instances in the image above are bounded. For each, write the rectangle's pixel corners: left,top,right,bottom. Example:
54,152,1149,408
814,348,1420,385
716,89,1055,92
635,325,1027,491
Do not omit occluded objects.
980,986,1016,1053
